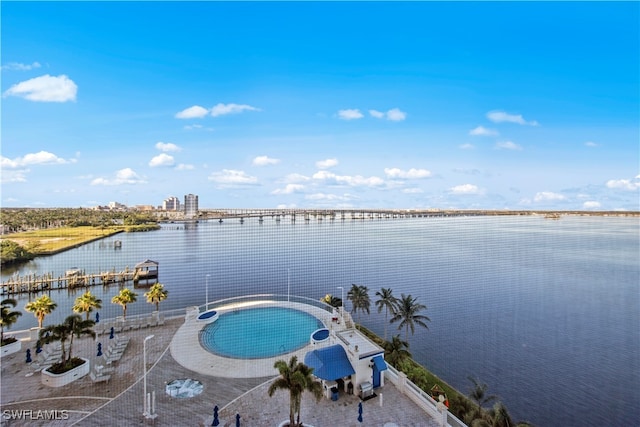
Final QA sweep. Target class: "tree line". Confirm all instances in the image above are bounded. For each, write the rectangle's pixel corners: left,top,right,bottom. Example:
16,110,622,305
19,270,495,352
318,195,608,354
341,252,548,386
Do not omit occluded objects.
0,208,157,234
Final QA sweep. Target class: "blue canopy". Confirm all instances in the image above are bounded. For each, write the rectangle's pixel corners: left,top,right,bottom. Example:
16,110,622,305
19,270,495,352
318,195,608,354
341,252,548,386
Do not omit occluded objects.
371,355,388,371
304,344,355,381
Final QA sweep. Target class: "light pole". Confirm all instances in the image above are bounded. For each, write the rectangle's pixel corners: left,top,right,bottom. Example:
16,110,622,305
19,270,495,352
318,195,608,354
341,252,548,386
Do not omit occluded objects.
337,286,344,323
205,274,211,311
143,334,155,418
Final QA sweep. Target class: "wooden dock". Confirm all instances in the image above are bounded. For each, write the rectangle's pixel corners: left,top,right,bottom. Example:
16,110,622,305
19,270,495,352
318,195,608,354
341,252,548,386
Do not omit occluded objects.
1,260,159,296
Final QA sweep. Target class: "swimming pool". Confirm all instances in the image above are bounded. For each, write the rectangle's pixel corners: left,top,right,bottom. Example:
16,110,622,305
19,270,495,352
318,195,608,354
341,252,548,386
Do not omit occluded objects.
199,306,324,359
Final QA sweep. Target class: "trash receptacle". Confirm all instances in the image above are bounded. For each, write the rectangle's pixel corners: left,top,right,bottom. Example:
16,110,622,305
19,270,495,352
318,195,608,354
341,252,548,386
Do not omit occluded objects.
359,382,373,400
331,386,339,401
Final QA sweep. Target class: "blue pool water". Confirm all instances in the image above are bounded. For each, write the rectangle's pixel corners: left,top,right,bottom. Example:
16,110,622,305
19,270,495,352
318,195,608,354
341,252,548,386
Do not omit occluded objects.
199,306,324,359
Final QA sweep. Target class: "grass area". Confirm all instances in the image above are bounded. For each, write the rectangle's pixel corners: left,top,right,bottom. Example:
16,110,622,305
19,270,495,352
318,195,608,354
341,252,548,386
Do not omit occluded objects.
1,226,124,254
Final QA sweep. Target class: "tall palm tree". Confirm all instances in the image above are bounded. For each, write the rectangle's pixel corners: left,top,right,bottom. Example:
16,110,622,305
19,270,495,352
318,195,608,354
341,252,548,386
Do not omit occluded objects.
1,298,22,344
72,291,103,321
390,293,430,341
320,294,342,309
25,295,57,329
268,355,322,427
347,284,370,324
39,314,95,368
144,283,168,312
375,287,398,340
382,334,412,367
111,288,138,320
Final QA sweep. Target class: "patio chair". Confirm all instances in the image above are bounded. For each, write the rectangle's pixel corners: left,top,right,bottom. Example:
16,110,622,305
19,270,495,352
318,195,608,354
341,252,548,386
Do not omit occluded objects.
90,371,111,383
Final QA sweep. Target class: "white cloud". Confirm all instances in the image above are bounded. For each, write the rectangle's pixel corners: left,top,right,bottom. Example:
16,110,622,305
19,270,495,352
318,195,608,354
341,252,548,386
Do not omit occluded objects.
175,163,195,171
316,158,338,169
337,109,364,120
175,105,209,119
606,178,640,191
208,169,258,186
1,151,73,169
369,110,385,119
1,62,41,71
459,143,475,150
252,156,280,166
3,74,77,102
583,201,601,209
469,126,499,136
585,141,599,147
155,142,181,152
312,170,384,187
386,108,407,121
449,184,484,195
91,168,146,186
495,141,523,151
282,173,311,183
271,184,305,195
402,188,424,194
534,191,566,202
384,168,432,179
1,170,29,183
149,153,175,167
305,193,355,201
210,103,260,117
486,110,538,126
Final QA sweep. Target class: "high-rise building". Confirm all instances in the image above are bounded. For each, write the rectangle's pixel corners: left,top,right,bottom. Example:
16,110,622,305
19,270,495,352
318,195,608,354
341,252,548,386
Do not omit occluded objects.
184,194,199,219
163,196,180,211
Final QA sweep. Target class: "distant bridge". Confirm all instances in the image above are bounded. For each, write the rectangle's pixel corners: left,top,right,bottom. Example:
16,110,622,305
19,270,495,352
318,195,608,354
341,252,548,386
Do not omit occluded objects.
197,209,534,222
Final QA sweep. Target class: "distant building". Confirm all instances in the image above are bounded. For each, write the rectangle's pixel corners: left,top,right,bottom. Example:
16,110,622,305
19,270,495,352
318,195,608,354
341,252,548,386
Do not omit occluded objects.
163,196,181,211
108,201,127,210
135,205,155,211
184,194,199,219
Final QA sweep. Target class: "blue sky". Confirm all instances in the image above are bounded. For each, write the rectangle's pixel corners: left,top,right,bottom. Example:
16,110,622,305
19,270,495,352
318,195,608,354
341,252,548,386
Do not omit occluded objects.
2,2,638,210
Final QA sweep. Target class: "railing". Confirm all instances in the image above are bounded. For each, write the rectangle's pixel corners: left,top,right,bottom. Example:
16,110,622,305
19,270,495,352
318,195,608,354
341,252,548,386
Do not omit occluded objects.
203,294,335,314
384,365,467,427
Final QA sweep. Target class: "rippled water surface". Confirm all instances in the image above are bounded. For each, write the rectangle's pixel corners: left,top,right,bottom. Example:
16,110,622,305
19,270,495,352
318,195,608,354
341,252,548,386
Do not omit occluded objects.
3,216,639,426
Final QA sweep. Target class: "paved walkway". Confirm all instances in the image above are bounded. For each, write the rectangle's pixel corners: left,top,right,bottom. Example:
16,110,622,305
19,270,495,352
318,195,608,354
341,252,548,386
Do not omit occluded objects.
1,312,441,427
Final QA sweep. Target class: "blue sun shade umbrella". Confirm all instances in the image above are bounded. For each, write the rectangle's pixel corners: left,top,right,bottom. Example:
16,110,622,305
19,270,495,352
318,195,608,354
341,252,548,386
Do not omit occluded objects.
36,340,42,354
97,342,103,357
26,349,32,363
358,402,363,423
95,312,100,323
212,406,219,426
109,327,114,339
236,413,240,427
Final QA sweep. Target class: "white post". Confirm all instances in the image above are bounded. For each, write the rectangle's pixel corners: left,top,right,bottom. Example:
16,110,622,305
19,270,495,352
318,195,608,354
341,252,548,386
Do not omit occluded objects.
143,335,154,418
205,274,210,311
337,286,344,324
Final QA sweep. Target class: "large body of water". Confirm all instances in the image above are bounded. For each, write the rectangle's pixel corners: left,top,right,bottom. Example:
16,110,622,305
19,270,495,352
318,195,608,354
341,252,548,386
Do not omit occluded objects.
2,215,638,426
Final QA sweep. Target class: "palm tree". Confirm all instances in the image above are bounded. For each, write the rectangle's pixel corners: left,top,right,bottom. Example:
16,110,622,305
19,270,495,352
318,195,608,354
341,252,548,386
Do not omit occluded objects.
39,314,95,370
390,293,430,341
467,376,498,412
144,283,168,312
1,298,22,344
347,284,370,324
111,288,138,320
268,355,322,427
319,294,342,309
24,295,57,329
382,334,412,367
72,291,102,321
375,287,398,340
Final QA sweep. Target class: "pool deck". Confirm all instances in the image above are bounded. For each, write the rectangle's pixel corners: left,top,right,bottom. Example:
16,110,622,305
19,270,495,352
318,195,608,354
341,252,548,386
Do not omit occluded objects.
0,304,443,426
